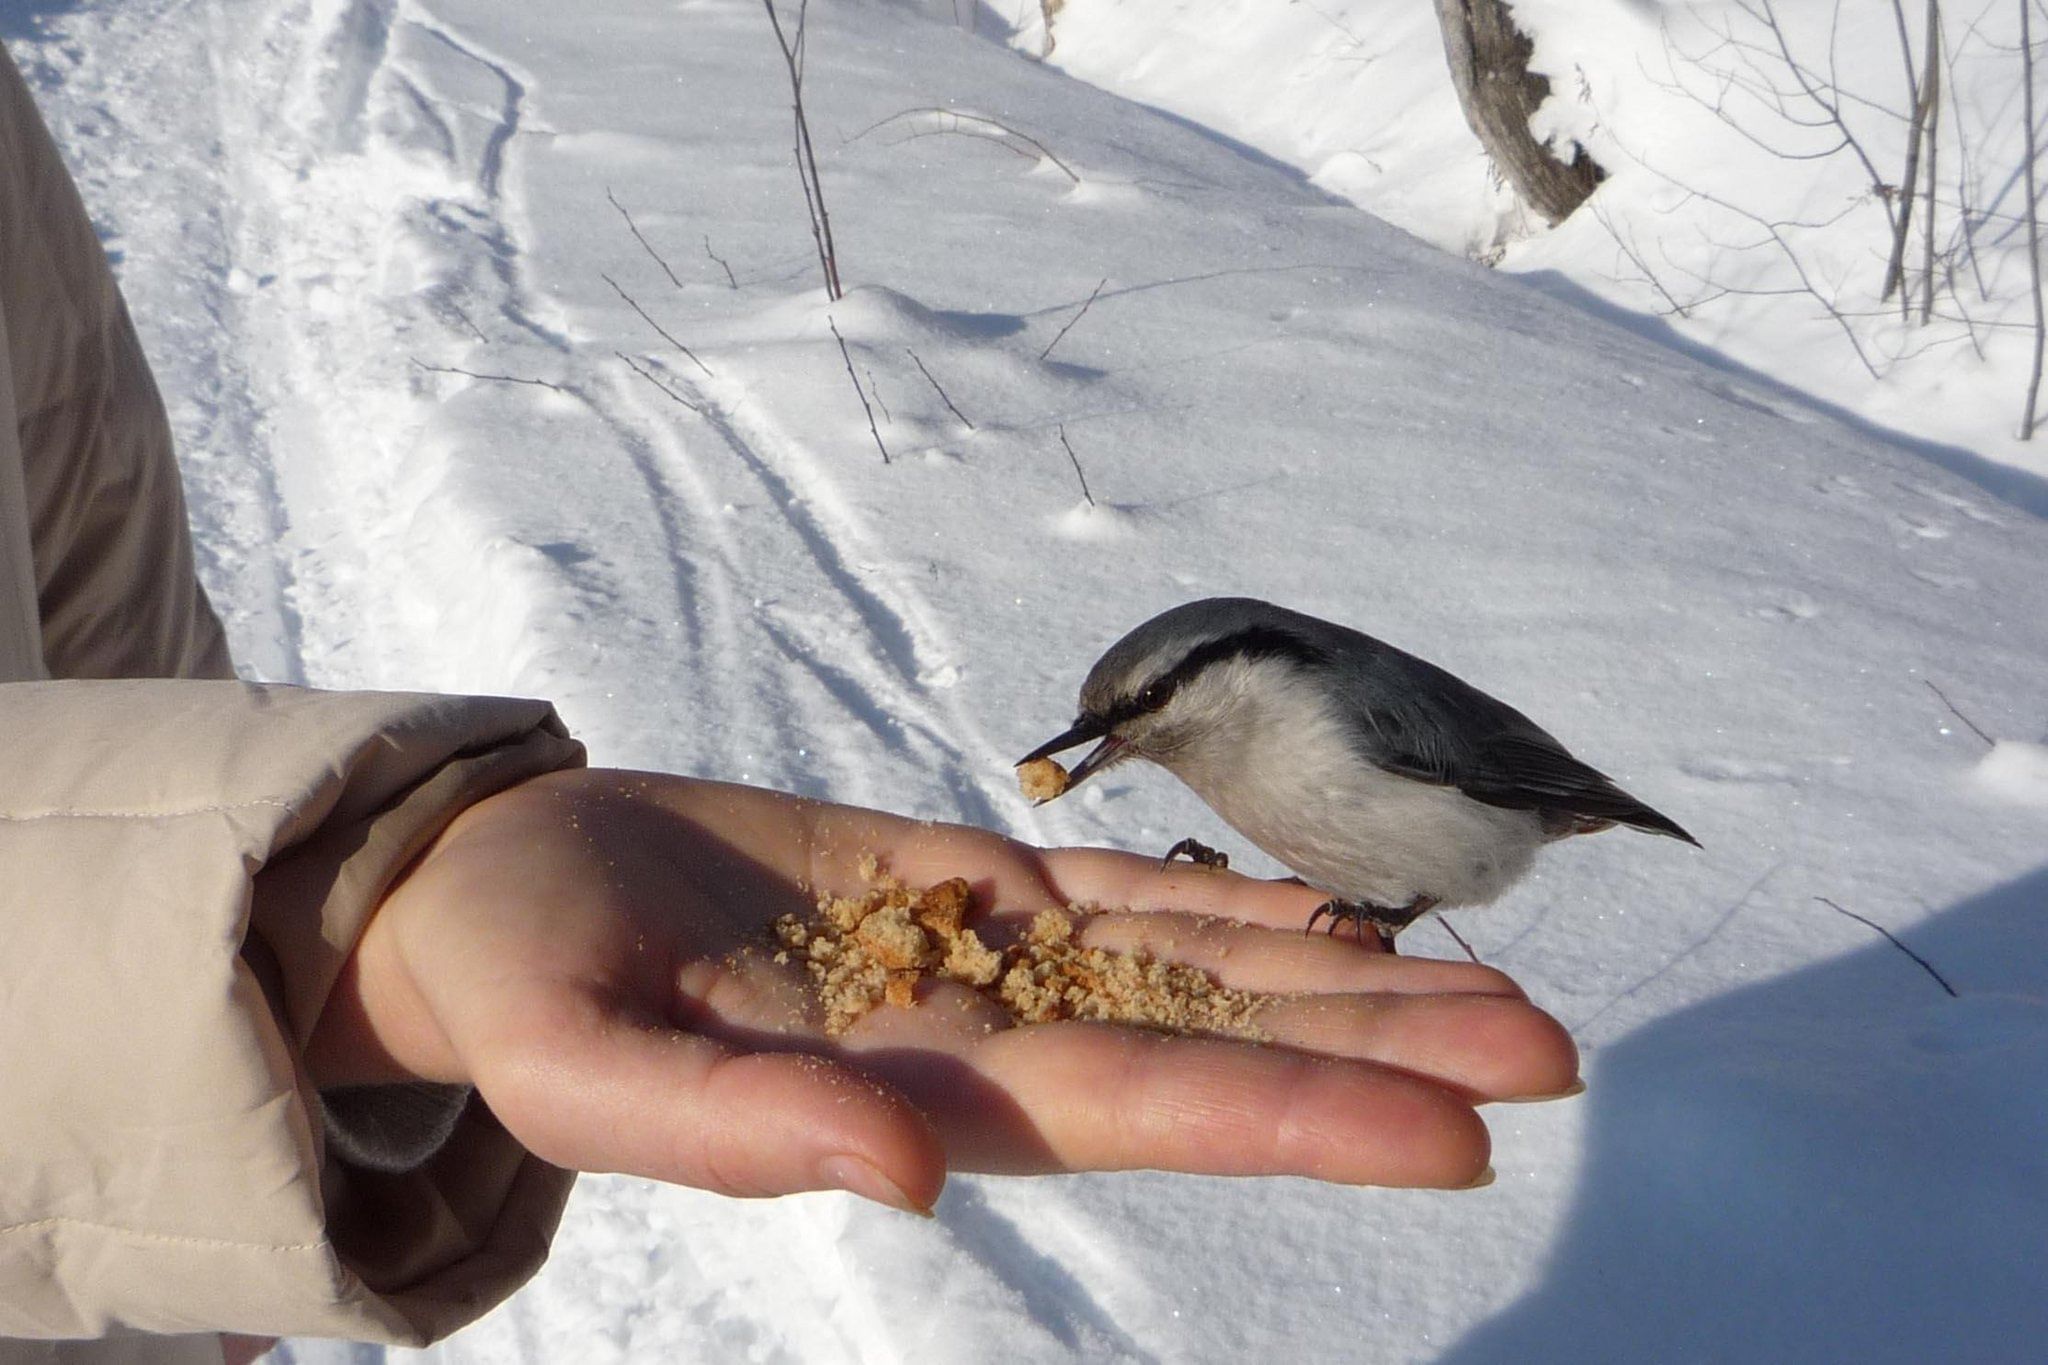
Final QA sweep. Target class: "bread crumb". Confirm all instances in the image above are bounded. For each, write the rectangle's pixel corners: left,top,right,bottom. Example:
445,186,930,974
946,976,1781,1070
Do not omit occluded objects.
1017,757,1071,801
773,865,1269,1041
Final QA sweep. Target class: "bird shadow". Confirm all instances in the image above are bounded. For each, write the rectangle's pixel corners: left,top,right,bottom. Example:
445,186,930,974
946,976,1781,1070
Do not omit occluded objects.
1442,865,2048,1363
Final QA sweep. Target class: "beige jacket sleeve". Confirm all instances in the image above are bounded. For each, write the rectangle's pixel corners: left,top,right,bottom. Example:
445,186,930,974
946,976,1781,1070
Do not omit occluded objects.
0,41,230,685
1,38,589,1348
0,683,587,1344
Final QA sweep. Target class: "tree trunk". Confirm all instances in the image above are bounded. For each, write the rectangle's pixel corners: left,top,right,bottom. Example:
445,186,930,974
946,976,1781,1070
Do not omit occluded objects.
1436,0,1603,225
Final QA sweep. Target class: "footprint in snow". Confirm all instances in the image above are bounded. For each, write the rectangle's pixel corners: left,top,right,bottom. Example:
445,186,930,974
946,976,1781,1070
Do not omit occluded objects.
1753,591,1820,623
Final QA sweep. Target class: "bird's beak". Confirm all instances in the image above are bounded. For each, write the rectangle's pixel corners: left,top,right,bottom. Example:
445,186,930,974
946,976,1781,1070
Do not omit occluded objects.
1018,716,1127,800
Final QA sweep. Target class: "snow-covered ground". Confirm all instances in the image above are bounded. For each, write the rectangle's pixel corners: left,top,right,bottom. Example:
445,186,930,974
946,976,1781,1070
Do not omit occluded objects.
6,0,2046,1359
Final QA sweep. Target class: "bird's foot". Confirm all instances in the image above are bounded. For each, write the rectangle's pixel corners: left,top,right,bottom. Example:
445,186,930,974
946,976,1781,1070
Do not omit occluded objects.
1305,895,1440,954
1159,837,1230,873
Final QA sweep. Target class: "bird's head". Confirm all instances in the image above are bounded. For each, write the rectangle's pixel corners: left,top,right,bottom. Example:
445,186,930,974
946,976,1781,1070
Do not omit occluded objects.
1018,597,1329,800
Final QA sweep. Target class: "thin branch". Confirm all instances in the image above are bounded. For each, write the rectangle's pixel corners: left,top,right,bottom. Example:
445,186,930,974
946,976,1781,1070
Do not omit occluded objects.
1918,4,1943,324
704,235,740,289
864,367,892,423
829,317,889,463
763,0,842,299
606,187,684,290
1437,915,1483,964
441,300,489,343
601,272,715,377
615,351,707,414
1882,1,1935,303
1040,276,1108,362
850,108,1083,183
1813,897,1959,997
1925,679,1996,746
411,359,567,393
2024,0,2045,438
907,348,974,429
1056,424,1095,505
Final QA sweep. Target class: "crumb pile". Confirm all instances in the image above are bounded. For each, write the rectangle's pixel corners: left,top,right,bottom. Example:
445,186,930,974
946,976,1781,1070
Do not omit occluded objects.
773,867,1270,1041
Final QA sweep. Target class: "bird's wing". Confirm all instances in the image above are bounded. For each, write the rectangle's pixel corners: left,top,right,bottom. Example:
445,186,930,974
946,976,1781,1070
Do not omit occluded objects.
1334,647,1698,845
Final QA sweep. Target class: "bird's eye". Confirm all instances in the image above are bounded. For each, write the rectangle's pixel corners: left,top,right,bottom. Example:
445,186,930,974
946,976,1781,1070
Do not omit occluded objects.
1138,682,1168,710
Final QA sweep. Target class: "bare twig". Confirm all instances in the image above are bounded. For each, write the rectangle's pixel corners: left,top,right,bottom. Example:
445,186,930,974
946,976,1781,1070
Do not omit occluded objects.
864,367,892,423
763,0,842,299
1882,2,1939,306
1056,424,1095,505
615,351,707,413
1814,897,1958,997
850,108,1082,183
830,317,889,463
1925,679,1996,746
1918,5,1942,324
2024,0,2045,438
906,348,974,429
1437,915,1483,964
703,235,740,289
601,272,715,377
1040,276,1108,362
606,188,683,290
411,359,567,393
441,300,489,343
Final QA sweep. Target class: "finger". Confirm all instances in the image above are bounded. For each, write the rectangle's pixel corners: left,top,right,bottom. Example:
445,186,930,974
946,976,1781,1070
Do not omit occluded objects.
471,991,946,1212
1070,910,1527,998
1035,846,1334,931
852,1023,1492,1189
1256,993,1581,1101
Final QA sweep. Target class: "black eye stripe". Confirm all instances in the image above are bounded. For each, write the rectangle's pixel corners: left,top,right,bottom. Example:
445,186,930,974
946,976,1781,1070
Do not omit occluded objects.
1103,626,1329,725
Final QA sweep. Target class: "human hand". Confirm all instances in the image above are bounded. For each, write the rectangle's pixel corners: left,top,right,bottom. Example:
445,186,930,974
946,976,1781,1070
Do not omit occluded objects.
307,770,1578,1211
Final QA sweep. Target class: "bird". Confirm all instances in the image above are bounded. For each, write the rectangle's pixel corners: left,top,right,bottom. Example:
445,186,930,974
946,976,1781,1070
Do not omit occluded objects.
1017,597,1697,950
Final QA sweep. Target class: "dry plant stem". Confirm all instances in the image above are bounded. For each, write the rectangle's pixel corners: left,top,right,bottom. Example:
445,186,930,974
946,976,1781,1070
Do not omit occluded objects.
907,348,974,429
1437,916,1482,965
1881,0,1930,304
1923,679,1994,746
763,0,842,300
704,235,740,289
851,108,1082,183
1729,0,1896,231
1056,424,1095,506
411,359,567,393
601,272,714,377
1918,5,1942,324
830,317,889,463
616,351,707,414
1040,276,1107,361
1813,897,1959,997
606,187,683,290
2024,0,2045,439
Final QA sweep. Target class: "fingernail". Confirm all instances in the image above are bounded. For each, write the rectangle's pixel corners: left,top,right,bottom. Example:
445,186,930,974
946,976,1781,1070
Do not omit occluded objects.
1459,1165,1497,1191
818,1154,933,1216
1497,1077,1587,1104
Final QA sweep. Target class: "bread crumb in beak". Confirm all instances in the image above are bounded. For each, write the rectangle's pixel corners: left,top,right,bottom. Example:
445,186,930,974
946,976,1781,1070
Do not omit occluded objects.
1017,756,1071,801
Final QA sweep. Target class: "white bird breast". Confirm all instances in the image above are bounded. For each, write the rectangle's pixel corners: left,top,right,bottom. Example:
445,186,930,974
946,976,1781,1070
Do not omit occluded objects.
1158,658,1545,909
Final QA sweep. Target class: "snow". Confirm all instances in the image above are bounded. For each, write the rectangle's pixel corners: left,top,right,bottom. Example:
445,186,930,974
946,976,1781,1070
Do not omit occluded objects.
1039,0,2048,484
5,0,2045,1359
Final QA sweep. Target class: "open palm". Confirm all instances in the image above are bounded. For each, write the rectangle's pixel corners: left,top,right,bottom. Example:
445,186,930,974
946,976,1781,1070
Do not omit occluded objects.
310,771,1579,1211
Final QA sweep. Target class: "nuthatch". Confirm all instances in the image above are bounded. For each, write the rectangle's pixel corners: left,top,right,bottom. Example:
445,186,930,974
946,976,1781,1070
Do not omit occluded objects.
1019,597,1696,948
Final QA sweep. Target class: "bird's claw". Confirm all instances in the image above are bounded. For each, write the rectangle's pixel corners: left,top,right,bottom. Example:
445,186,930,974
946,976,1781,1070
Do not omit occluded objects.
1305,896,1440,954
1159,837,1230,873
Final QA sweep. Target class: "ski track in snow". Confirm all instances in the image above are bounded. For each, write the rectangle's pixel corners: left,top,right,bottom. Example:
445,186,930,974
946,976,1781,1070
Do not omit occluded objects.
201,0,1031,827
191,0,1057,1348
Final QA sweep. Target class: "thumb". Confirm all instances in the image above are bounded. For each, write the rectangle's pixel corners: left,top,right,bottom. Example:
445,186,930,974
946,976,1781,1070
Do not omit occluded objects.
470,993,946,1214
